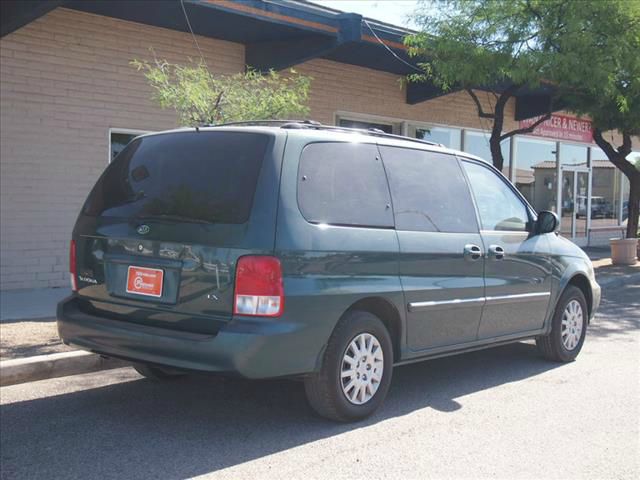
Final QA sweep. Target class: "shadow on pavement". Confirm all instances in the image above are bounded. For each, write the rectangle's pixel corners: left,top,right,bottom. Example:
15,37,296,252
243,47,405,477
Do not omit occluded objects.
1,342,563,480
587,284,640,339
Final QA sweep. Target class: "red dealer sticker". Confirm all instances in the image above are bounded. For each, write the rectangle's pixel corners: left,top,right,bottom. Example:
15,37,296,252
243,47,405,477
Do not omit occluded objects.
126,266,164,298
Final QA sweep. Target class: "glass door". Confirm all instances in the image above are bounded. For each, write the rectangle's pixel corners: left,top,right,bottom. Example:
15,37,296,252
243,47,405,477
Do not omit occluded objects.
559,166,590,245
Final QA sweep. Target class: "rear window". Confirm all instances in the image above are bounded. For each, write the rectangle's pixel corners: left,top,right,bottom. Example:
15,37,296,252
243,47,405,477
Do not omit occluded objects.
83,131,270,224
297,142,394,228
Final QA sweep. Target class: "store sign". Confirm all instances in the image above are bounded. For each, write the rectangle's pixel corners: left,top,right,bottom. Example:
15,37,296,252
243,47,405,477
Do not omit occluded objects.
519,114,593,143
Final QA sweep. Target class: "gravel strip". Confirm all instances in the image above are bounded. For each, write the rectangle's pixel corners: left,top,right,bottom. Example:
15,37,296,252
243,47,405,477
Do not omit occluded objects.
0,319,74,359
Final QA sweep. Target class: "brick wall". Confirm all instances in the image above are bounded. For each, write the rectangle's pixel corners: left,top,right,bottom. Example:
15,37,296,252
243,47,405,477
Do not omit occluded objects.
296,58,517,131
0,8,244,289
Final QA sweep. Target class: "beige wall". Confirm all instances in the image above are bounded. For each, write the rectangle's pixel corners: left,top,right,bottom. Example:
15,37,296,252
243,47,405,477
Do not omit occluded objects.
0,8,244,289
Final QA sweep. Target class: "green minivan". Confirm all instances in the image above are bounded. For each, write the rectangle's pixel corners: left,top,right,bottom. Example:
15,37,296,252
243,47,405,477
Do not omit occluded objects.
57,122,601,422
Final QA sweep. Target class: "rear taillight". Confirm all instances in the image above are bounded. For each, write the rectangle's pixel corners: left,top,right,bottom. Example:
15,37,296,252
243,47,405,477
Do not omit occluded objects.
233,256,284,317
69,239,77,292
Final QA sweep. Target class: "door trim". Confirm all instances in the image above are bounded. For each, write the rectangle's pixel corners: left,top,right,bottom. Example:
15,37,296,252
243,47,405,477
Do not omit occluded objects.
408,291,550,312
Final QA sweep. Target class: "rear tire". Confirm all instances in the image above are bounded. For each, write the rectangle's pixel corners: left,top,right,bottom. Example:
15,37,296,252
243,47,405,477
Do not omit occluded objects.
133,364,186,380
304,310,393,422
536,285,588,362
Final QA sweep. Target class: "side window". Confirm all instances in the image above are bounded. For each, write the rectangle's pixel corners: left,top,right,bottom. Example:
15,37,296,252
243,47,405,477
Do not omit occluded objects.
462,160,529,231
379,146,478,233
297,142,394,228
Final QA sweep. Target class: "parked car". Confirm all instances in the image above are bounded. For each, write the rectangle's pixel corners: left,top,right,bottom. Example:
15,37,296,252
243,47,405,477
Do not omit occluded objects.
57,122,601,422
576,196,614,219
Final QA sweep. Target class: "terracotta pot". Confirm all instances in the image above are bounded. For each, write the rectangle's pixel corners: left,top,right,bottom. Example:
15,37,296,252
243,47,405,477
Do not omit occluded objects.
610,238,638,265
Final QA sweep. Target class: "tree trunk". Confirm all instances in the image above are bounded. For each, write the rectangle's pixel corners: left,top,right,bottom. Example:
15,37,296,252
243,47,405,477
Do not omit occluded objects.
625,175,640,239
489,131,505,172
592,129,638,239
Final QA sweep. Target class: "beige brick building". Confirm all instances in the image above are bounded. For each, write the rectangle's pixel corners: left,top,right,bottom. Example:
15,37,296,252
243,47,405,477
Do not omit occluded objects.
0,1,637,291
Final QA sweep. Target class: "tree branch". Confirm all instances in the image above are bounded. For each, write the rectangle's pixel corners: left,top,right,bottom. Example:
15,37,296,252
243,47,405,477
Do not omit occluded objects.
500,111,551,141
466,88,495,119
593,129,636,178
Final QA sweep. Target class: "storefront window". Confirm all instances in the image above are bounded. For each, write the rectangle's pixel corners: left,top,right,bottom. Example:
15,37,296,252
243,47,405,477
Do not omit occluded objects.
412,126,461,149
338,118,393,134
590,147,621,228
463,131,510,175
560,144,588,166
513,137,556,213
110,129,149,162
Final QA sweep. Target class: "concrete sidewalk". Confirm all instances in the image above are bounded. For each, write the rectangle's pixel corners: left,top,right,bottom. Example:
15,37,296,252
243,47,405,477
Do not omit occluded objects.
0,287,69,322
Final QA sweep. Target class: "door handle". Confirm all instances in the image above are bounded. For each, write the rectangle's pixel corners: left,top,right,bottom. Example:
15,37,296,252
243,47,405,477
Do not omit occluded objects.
463,244,483,261
488,244,505,260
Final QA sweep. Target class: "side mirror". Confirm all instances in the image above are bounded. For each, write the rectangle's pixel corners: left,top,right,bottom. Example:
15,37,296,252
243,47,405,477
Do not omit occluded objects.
536,210,559,234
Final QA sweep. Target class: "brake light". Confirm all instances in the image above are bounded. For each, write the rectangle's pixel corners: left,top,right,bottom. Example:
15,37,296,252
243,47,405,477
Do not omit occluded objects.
234,256,284,317
69,239,78,292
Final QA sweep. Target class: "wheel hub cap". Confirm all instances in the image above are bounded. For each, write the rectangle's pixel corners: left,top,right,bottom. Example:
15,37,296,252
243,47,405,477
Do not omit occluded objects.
341,332,384,405
561,299,584,351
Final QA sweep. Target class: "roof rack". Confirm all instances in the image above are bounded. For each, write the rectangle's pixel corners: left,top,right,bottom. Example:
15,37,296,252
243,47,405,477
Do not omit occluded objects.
204,119,320,127
280,121,443,147
206,120,443,147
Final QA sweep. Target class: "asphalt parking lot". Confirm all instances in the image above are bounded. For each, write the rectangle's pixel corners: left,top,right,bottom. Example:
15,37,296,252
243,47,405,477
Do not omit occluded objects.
1,283,638,480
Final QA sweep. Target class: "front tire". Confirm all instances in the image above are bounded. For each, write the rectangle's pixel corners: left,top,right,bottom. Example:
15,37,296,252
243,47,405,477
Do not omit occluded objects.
536,285,588,362
304,310,393,422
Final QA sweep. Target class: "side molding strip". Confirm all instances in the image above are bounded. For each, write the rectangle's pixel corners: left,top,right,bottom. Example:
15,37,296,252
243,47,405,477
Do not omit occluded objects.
408,292,551,312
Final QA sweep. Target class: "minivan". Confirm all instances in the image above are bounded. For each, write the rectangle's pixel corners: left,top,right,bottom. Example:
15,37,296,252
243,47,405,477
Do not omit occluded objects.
57,122,601,422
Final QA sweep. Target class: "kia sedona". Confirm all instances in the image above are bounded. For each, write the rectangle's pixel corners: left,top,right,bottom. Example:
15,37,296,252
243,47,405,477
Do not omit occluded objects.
57,122,601,422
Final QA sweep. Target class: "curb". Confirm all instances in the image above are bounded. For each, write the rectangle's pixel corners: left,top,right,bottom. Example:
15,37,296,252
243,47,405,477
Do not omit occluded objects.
0,350,129,387
597,271,640,289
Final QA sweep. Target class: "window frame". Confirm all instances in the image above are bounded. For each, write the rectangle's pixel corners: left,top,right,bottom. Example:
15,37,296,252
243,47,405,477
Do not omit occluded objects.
108,128,151,164
459,156,537,234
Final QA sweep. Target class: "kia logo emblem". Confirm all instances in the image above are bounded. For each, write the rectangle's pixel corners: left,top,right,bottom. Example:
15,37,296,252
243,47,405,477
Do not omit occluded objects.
136,224,150,235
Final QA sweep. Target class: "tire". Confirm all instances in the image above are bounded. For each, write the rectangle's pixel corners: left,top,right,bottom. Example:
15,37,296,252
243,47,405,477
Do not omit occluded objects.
133,364,186,380
304,310,393,422
536,285,588,362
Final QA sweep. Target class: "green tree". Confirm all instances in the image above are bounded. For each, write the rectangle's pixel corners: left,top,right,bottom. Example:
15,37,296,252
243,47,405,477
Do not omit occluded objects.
541,0,640,238
405,0,557,172
131,57,311,126
406,0,640,238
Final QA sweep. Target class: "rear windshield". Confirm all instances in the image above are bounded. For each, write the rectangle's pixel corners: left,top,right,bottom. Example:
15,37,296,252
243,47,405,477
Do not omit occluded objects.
83,131,270,224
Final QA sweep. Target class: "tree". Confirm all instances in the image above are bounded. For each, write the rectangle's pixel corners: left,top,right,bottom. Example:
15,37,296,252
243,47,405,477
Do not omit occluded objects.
131,56,311,126
537,0,640,238
406,0,640,238
405,0,557,172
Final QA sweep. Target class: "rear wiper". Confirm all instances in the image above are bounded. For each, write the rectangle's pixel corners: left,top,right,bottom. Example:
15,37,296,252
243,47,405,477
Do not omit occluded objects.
136,214,214,225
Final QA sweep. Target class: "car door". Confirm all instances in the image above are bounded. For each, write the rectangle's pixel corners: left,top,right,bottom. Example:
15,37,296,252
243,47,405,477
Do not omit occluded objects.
379,145,485,351
460,159,552,339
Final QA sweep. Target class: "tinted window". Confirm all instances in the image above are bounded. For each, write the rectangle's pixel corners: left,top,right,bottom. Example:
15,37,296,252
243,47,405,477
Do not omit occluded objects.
462,160,529,231
380,146,478,233
297,142,394,228
84,131,270,224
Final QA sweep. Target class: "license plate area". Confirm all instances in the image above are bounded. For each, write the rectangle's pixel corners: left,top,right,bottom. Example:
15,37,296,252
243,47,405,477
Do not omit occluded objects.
126,266,164,298
104,254,181,305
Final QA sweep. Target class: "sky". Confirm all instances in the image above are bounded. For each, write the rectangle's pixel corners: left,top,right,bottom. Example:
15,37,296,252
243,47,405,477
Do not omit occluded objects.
308,0,420,29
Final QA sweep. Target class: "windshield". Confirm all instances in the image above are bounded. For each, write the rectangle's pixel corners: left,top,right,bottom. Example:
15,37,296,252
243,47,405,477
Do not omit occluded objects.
83,131,270,224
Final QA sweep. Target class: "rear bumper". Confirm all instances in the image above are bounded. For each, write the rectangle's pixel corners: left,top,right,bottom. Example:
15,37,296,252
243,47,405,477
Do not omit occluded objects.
57,296,320,379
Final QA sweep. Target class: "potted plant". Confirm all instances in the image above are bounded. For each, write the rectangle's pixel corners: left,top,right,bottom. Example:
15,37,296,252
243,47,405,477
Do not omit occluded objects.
610,236,638,265
610,216,639,265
